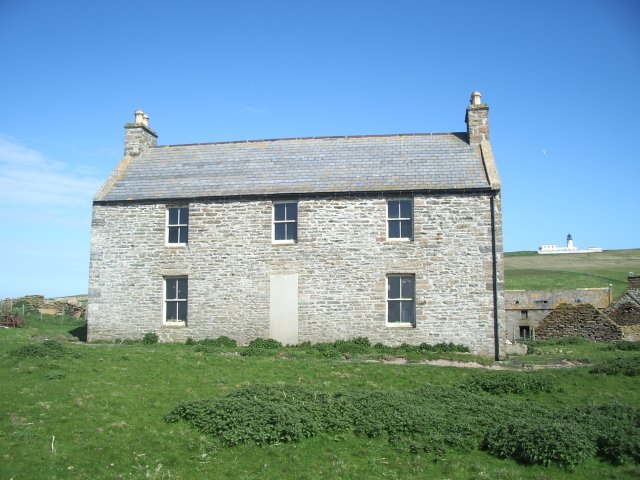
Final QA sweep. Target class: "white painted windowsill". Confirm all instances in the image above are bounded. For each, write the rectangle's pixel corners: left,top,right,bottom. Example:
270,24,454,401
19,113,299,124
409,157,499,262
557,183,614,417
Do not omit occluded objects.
163,321,186,328
272,240,297,246
385,238,413,243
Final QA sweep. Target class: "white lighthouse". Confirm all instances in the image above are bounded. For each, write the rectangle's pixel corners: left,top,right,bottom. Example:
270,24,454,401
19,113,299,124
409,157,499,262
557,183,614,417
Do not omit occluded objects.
538,234,602,254
566,233,574,250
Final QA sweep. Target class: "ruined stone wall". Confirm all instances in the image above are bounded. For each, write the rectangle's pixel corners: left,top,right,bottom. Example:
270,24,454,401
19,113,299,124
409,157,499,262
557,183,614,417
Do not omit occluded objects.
605,288,640,326
504,288,611,341
88,193,503,355
536,303,623,342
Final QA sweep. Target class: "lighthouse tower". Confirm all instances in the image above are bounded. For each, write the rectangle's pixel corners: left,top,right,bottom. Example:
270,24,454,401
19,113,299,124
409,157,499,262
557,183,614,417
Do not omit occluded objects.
567,234,575,250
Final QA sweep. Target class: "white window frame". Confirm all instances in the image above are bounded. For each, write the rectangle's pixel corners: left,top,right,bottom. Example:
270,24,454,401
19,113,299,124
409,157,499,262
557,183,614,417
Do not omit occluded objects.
164,276,188,325
272,201,298,244
386,274,416,327
386,198,413,241
166,206,189,246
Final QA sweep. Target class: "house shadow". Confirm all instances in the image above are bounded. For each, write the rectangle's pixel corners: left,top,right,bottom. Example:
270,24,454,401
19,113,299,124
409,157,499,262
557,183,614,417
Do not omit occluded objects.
69,323,87,342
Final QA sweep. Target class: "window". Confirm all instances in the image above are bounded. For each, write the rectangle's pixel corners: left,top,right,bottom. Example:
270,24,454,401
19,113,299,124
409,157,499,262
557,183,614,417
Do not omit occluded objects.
520,310,528,320
387,274,415,325
165,277,188,323
519,326,531,340
273,201,297,242
387,199,412,240
167,206,188,244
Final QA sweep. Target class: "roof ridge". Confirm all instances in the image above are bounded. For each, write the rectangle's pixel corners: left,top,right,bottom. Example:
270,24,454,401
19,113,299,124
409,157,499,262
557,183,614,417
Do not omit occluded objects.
156,131,467,149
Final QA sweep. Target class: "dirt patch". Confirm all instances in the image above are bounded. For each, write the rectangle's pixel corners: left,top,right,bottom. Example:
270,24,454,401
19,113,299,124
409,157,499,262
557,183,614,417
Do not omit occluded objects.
418,358,588,370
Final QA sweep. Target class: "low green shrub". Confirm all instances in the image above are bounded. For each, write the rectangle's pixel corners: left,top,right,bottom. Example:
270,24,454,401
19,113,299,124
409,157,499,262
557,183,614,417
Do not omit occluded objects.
9,340,71,359
590,357,640,376
458,371,557,395
551,404,640,465
418,342,470,353
241,338,283,356
483,419,594,468
608,341,640,351
248,338,282,349
167,383,640,469
166,383,547,454
166,385,326,446
333,337,371,354
192,336,238,352
142,332,159,344
44,370,66,380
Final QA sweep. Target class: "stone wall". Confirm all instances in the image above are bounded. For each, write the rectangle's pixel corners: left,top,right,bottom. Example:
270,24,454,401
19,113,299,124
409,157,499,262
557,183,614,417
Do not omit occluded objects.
88,193,504,355
604,281,640,327
504,288,611,341
607,301,640,326
535,303,623,342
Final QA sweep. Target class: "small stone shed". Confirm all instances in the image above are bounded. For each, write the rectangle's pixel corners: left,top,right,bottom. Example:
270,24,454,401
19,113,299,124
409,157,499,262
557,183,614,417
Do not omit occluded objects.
504,288,611,341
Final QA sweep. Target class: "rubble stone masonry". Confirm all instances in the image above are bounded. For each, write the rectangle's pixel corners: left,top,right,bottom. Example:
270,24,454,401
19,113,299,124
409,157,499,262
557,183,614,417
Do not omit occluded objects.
88,193,504,355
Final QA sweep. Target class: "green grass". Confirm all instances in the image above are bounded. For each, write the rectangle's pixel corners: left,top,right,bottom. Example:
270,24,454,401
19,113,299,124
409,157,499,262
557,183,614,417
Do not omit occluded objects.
1,313,639,479
505,248,640,299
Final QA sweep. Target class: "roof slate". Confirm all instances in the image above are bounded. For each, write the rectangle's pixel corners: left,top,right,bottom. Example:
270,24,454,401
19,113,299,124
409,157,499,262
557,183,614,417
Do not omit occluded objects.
96,132,492,202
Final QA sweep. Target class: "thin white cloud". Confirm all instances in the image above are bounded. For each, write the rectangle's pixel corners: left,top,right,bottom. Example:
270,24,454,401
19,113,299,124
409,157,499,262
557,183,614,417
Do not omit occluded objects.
0,135,102,208
237,105,267,114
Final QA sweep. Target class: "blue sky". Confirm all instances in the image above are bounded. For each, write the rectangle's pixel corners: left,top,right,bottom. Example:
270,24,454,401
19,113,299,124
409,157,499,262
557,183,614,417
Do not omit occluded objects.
0,0,638,298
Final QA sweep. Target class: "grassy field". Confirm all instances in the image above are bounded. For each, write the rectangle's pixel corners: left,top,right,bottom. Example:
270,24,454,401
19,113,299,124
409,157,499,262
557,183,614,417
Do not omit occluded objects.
505,248,640,299
1,313,639,479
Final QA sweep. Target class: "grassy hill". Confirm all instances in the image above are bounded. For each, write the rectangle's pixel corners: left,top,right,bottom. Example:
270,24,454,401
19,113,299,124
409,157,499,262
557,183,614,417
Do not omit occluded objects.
505,248,640,299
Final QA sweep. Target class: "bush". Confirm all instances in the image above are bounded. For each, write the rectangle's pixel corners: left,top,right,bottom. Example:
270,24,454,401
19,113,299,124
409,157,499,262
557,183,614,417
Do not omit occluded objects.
167,382,640,468
418,342,470,353
44,370,66,380
333,337,371,354
166,384,325,446
552,404,640,465
241,338,283,356
1,312,24,328
483,419,594,468
248,338,282,349
608,341,640,351
167,383,547,455
9,340,70,359
142,332,159,345
458,371,557,395
590,357,640,376
192,336,238,352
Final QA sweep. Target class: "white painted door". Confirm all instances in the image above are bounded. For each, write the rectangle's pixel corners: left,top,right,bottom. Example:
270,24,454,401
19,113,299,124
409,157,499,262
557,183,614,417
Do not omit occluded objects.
269,273,299,345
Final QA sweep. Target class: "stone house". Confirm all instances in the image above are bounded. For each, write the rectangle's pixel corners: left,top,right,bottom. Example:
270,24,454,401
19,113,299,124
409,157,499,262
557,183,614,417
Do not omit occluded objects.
87,92,505,358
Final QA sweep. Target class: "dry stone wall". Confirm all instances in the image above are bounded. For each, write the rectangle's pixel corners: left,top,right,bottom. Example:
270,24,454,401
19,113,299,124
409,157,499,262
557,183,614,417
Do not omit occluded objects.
536,303,623,342
607,302,640,326
88,193,504,355
605,286,640,327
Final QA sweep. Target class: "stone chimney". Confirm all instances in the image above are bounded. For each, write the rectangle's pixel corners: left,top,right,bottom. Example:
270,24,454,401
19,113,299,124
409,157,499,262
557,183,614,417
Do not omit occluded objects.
124,110,157,157
629,274,640,290
465,91,489,144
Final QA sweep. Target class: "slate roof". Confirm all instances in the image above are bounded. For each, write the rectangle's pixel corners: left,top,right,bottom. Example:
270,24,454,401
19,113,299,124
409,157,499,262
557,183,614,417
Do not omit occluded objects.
96,132,493,202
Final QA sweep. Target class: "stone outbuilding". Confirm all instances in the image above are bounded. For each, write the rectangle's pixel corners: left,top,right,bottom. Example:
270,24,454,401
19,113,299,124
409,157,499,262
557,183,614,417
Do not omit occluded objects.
505,288,611,341
88,92,505,358
605,275,640,340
